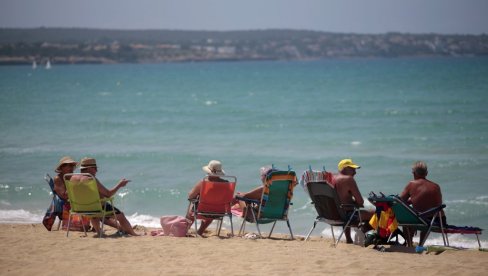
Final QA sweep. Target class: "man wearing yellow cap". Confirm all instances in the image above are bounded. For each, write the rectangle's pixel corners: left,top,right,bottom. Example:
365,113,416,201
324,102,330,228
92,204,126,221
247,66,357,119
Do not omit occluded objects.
332,159,373,243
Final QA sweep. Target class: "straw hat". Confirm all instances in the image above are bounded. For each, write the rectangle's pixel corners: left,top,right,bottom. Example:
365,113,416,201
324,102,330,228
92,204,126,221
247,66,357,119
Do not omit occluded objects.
55,156,78,173
202,160,225,176
80,157,98,169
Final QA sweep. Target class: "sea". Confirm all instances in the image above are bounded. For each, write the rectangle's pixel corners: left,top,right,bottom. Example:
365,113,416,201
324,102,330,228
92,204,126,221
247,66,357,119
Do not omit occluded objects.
1,57,487,248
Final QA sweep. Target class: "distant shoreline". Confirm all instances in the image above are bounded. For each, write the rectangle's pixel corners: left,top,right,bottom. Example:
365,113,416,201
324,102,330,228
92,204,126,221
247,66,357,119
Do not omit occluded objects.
1,28,487,65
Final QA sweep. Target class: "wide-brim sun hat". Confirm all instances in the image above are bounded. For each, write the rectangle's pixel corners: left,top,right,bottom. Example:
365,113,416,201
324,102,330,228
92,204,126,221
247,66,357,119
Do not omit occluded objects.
55,156,78,173
80,157,98,169
202,160,225,176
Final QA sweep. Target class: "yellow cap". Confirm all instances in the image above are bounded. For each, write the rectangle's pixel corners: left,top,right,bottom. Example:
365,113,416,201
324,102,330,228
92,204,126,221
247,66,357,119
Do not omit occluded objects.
338,159,360,171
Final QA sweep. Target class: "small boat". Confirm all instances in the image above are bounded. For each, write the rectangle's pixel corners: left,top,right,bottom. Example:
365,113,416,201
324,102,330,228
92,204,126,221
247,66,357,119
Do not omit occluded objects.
45,60,51,69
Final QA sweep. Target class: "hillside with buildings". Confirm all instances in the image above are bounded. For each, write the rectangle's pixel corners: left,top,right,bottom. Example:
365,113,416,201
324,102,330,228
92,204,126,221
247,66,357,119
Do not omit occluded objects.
1,28,487,65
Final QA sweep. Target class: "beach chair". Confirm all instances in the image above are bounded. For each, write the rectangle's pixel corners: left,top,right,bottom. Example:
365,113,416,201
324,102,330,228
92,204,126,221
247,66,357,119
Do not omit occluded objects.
237,170,297,240
189,175,237,237
302,170,364,247
368,194,483,248
41,173,63,231
364,192,406,249
64,173,118,238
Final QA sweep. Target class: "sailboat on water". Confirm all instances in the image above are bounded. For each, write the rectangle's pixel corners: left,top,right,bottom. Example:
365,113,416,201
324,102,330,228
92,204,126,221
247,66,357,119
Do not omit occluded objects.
32,60,37,69
45,60,51,69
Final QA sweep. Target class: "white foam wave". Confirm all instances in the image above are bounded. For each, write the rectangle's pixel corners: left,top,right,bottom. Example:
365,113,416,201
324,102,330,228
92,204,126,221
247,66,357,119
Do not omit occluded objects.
0,209,43,223
317,226,486,249
445,198,488,206
0,200,11,206
126,213,161,228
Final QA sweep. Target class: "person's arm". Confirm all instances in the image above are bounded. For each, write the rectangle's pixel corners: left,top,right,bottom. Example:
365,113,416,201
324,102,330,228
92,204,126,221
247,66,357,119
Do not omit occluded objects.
348,178,364,207
399,182,412,204
188,181,202,200
237,185,263,200
53,176,68,200
97,178,129,198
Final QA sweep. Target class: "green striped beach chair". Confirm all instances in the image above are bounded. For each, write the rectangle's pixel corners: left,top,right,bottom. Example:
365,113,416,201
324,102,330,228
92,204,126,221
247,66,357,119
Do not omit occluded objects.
237,170,297,239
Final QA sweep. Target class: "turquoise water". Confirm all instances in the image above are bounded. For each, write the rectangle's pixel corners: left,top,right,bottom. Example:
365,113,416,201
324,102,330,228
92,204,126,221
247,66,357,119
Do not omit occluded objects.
0,57,487,247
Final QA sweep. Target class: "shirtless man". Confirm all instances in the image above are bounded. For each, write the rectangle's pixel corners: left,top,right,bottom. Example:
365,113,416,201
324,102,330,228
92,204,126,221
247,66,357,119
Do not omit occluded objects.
400,161,444,246
332,159,373,243
72,157,141,236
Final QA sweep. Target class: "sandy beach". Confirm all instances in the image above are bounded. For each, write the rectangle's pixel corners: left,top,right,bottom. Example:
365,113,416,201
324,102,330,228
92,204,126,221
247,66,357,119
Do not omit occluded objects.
0,223,487,276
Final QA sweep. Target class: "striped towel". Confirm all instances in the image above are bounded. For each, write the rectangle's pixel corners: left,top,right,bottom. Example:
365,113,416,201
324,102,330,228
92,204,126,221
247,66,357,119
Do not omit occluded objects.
299,170,334,195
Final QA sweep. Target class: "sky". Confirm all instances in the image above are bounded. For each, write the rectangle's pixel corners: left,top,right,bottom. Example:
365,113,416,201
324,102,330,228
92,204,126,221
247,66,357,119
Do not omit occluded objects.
1,0,487,35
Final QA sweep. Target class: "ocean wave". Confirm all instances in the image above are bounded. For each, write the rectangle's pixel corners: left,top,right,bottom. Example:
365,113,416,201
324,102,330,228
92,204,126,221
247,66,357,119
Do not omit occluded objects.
445,198,488,206
318,226,486,249
0,209,43,223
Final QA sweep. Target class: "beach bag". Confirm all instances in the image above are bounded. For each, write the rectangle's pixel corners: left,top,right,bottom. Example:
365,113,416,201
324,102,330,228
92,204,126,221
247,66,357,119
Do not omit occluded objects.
61,203,92,231
42,195,65,231
160,215,191,237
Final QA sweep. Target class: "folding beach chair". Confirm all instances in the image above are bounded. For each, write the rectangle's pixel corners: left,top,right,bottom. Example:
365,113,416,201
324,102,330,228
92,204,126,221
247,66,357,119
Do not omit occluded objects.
302,170,365,247
365,192,406,249
368,194,483,248
237,170,297,240
42,173,64,231
188,175,237,237
64,173,118,238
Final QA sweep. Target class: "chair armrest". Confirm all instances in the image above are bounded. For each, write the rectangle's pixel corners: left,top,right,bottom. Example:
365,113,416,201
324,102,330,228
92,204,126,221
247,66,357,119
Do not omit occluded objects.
100,197,114,203
235,195,260,205
188,198,199,203
340,203,361,210
419,204,446,218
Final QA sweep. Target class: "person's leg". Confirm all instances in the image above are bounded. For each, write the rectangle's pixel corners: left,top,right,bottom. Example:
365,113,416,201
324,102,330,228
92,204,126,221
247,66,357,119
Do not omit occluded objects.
91,218,102,235
358,209,374,233
344,227,353,243
115,212,140,236
403,226,413,247
102,217,119,229
419,230,427,245
197,218,213,235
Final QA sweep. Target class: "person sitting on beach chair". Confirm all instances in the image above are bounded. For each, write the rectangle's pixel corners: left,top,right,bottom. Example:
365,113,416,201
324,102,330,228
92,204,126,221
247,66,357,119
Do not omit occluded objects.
232,166,277,220
399,161,446,247
187,160,229,236
72,157,141,236
53,156,78,201
332,159,373,243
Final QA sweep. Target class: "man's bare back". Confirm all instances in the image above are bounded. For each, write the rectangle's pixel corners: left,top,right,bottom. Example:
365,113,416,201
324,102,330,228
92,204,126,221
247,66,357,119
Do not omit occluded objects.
333,173,364,207
400,178,442,213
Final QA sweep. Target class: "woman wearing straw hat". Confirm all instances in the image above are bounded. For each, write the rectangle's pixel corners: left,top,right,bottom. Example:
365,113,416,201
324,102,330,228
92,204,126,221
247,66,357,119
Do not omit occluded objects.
74,157,142,236
186,160,227,236
53,156,78,201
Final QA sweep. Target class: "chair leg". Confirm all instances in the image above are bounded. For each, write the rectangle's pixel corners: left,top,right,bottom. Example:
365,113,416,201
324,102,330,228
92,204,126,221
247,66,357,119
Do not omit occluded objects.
238,219,246,237
217,219,222,236
193,204,198,238
335,209,360,247
331,226,336,245
238,204,250,236
250,208,262,238
101,215,106,238
305,219,318,241
66,214,72,237
81,216,88,237
286,219,294,240
229,214,234,237
268,221,277,238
